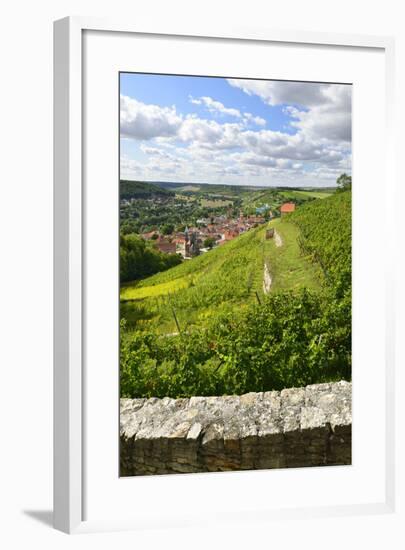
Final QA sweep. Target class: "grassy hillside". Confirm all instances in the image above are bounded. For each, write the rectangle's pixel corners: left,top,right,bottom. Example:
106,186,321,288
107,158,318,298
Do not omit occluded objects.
242,187,332,213
121,218,321,334
289,190,351,296
279,189,333,201
120,191,351,398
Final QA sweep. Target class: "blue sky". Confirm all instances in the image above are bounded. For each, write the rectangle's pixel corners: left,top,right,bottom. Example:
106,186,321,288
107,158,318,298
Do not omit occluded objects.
120,73,351,187
120,73,296,134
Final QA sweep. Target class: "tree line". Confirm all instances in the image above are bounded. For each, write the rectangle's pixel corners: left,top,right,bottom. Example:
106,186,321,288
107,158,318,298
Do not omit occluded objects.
120,234,181,283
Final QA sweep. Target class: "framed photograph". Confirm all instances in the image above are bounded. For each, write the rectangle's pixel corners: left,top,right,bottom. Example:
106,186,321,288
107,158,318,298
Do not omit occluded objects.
54,17,397,535
118,71,353,478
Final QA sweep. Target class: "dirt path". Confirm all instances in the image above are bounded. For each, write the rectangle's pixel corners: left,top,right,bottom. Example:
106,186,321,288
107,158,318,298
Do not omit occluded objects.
274,229,283,247
263,262,272,294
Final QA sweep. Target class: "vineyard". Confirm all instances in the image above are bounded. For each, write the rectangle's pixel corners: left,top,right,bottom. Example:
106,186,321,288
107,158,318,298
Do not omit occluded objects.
289,190,351,297
120,191,351,399
120,217,320,335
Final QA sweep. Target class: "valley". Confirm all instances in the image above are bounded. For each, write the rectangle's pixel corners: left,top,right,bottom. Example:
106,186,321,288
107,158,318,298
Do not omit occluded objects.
120,180,351,399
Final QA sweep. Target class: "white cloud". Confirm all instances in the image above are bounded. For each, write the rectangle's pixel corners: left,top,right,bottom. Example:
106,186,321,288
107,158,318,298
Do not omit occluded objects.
178,116,224,143
121,79,351,187
189,95,266,127
230,152,278,168
140,144,175,159
241,130,346,163
120,94,182,140
227,79,351,142
288,85,352,141
189,95,242,118
243,112,266,126
227,79,331,107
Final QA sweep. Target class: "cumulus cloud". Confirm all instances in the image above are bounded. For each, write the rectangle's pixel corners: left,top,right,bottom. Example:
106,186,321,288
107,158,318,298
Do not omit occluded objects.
178,116,225,144
120,79,351,187
189,95,242,118
243,112,266,126
120,95,182,140
241,130,346,163
288,85,352,141
227,79,330,107
189,95,266,127
227,79,352,142
139,144,178,161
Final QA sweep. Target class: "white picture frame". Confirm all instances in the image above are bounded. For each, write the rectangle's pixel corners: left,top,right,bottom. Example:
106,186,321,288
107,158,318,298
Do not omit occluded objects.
54,16,398,535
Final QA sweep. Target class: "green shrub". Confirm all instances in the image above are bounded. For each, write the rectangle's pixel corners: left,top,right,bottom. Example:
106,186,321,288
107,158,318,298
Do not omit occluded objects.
120,233,181,282
120,286,351,398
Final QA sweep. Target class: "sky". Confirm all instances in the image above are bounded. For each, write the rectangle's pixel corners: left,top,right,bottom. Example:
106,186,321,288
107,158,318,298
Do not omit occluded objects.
120,73,352,188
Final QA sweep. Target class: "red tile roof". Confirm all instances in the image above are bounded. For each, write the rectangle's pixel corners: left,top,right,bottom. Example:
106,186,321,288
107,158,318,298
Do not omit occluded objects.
142,231,158,239
280,202,296,213
156,241,176,254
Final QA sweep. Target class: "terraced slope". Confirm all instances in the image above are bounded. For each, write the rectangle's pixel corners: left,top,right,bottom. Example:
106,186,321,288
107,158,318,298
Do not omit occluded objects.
289,190,351,297
121,218,321,335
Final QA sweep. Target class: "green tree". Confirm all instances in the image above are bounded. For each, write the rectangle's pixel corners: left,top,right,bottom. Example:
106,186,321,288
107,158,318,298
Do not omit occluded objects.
120,233,181,282
161,223,174,235
336,173,352,192
203,237,216,249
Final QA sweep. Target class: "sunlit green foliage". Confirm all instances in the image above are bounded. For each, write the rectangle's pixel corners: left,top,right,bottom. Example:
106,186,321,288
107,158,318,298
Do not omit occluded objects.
120,191,351,398
120,287,350,398
120,220,320,334
289,190,351,297
120,233,181,283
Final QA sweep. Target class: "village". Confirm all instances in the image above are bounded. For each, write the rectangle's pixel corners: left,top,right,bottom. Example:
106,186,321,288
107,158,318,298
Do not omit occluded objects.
140,202,296,258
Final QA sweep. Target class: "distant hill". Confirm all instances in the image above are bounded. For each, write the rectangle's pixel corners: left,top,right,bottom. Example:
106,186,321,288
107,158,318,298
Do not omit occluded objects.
151,181,336,196
120,180,173,199
151,181,185,190
151,181,267,194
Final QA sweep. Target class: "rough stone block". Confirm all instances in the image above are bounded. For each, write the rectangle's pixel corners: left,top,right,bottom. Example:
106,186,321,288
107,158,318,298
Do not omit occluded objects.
120,381,352,476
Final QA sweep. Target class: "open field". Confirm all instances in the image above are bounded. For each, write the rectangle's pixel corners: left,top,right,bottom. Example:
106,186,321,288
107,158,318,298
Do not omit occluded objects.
200,198,233,208
175,185,201,192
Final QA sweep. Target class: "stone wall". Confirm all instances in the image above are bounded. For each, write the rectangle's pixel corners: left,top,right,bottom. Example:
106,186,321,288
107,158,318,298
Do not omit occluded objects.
120,381,351,476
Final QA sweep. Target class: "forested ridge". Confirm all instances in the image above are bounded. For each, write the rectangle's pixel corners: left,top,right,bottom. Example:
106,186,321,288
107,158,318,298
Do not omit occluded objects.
120,180,173,199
